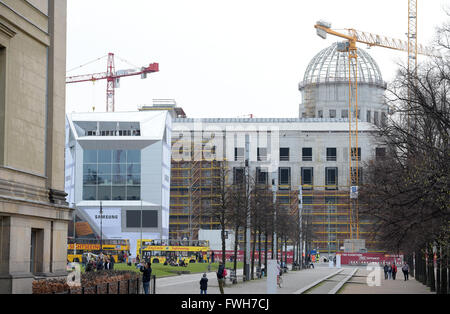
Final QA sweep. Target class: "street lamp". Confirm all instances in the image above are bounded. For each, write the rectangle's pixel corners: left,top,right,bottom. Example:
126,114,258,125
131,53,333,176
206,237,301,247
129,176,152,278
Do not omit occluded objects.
99,201,103,255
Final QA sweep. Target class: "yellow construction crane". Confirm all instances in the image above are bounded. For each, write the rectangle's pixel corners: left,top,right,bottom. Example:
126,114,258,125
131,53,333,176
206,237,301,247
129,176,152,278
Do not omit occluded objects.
314,19,439,241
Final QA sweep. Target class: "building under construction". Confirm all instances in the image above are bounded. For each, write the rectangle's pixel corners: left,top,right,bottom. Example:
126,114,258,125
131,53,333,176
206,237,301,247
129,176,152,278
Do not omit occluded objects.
168,42,389,254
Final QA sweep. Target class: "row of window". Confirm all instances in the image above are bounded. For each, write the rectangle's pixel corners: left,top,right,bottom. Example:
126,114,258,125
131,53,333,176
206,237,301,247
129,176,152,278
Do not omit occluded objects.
301,109,387,125
86,129,141,137
233,166,346,189
234,147,362,162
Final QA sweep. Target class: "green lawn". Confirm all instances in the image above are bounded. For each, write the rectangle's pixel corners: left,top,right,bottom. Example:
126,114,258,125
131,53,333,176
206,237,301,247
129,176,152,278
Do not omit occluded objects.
82,262,243,278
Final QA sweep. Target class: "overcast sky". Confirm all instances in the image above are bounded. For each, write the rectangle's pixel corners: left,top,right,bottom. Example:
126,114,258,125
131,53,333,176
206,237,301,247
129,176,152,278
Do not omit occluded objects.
65,0,449,118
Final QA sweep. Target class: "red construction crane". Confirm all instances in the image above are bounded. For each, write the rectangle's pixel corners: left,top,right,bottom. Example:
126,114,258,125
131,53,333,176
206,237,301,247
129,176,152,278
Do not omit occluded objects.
66,53,159,112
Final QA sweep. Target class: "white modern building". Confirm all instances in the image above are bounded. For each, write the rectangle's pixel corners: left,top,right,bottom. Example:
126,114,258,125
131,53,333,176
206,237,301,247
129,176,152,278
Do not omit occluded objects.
65,110,172,256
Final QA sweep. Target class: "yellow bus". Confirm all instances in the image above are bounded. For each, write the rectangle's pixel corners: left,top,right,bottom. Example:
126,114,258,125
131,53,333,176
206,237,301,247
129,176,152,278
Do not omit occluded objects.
67,238,131,263
136,239,210,265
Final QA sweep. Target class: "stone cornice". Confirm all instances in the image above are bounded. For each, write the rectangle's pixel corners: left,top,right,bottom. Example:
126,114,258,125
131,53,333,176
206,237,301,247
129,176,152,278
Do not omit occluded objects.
0,20,16,38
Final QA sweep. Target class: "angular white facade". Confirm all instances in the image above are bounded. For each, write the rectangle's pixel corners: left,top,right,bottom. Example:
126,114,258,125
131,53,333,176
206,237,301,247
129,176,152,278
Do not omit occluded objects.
65,110,172,256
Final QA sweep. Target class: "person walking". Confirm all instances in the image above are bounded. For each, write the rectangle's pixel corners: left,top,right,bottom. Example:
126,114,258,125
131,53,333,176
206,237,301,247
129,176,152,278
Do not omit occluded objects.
402,262,410,281
387,263,392,279
109,255,115,270
383,263,389,280
392,263,397,280
216,261,225,294
200,273,208,295
140,261,152,294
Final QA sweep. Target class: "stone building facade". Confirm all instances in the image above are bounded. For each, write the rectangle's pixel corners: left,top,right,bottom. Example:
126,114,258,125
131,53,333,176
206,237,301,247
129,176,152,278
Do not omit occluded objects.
0,0,71,293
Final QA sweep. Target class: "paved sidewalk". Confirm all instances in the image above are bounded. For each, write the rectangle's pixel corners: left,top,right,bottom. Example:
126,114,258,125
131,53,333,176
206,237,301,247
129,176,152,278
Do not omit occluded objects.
155,265,342,294
339,267,434,294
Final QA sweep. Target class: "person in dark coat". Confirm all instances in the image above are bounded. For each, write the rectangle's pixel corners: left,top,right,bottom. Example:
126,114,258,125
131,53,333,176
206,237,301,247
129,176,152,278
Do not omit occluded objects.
109,255,115,270
383,263,389,280
402,263,410,281
140,262,152,294
216,261,225,294
96,257,104,271
200,273,208,294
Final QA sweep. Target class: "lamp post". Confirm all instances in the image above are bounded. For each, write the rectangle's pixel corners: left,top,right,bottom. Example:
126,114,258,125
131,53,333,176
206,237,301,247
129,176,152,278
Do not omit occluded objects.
100,201,103,255
244,134,250,282
140,199,143,259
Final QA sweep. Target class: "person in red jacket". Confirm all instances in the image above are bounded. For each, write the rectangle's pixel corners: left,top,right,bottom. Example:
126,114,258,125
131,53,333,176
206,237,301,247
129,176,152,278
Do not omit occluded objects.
392,263,398,280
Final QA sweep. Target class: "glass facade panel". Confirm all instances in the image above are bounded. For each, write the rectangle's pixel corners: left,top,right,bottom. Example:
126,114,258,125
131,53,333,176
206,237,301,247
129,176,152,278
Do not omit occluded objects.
83,149,141,200
84,150,97,163
98,150,112,163
113,150,126,163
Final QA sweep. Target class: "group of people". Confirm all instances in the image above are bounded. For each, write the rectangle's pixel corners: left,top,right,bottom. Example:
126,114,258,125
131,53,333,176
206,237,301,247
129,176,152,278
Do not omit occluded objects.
84,253,115,272
383,262,410,281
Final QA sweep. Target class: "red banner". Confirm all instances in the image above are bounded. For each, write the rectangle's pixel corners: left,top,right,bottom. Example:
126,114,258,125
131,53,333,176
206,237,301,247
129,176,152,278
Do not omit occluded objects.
210,250,294,263
338,253,403,265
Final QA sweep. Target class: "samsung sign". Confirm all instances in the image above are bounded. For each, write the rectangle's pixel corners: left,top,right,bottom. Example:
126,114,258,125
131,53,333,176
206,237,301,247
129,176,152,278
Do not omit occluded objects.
83,208,122,231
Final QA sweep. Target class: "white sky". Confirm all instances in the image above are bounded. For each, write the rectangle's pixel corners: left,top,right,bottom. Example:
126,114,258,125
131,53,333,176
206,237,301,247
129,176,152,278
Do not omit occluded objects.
66,0,449,118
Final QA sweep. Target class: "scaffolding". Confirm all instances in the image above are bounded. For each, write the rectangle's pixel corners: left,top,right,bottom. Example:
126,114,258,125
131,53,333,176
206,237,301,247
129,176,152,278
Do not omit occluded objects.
170,136,225,240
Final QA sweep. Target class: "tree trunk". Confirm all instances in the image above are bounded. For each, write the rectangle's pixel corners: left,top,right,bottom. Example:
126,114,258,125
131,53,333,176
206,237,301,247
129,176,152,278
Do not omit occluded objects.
264,231,268,277
436,243,441,294
427,245,436,292
441,244,448,294
221,214,226,265
258,228,262,272
233,225,239,284
251,225,257,280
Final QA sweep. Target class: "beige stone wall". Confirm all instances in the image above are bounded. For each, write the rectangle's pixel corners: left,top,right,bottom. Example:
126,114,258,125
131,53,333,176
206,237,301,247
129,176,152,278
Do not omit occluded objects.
0,0,71,294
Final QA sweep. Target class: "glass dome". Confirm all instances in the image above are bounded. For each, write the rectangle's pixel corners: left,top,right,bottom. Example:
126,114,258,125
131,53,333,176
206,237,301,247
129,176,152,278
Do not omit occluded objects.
300,42,385,88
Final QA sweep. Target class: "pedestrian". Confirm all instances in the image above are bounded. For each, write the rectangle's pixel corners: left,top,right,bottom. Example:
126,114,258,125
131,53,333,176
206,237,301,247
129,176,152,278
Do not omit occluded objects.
96,257,104,271
392,263,397,280
200,273,208,295
383,263,389,280
402,262,409,281
387,263,392,279
86,259,94,272
211,251,215,264
140,261,152,294
216,260,225,294
109,255,115,270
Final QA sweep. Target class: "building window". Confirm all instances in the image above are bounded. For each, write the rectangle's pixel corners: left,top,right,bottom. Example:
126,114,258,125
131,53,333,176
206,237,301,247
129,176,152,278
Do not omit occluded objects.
326,148,337,161
256,167,268,185
374,111,379,126
367,110,371,123
234,147,244,161
301,167,313,189
329,110,336,118
302,147,312,161
318,110,323,118
325,167,338,190
375,147,386,160
257,148,267,161
341,109,348,119
278,167,291,189
280,147,290,161
233,167,245,185
126,210,158,228
351,147,361,161
83,149,141,200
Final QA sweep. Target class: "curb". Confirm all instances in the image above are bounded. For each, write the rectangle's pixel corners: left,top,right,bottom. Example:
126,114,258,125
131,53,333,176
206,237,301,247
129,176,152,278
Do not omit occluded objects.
293,268,344,294
328,268,358,294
